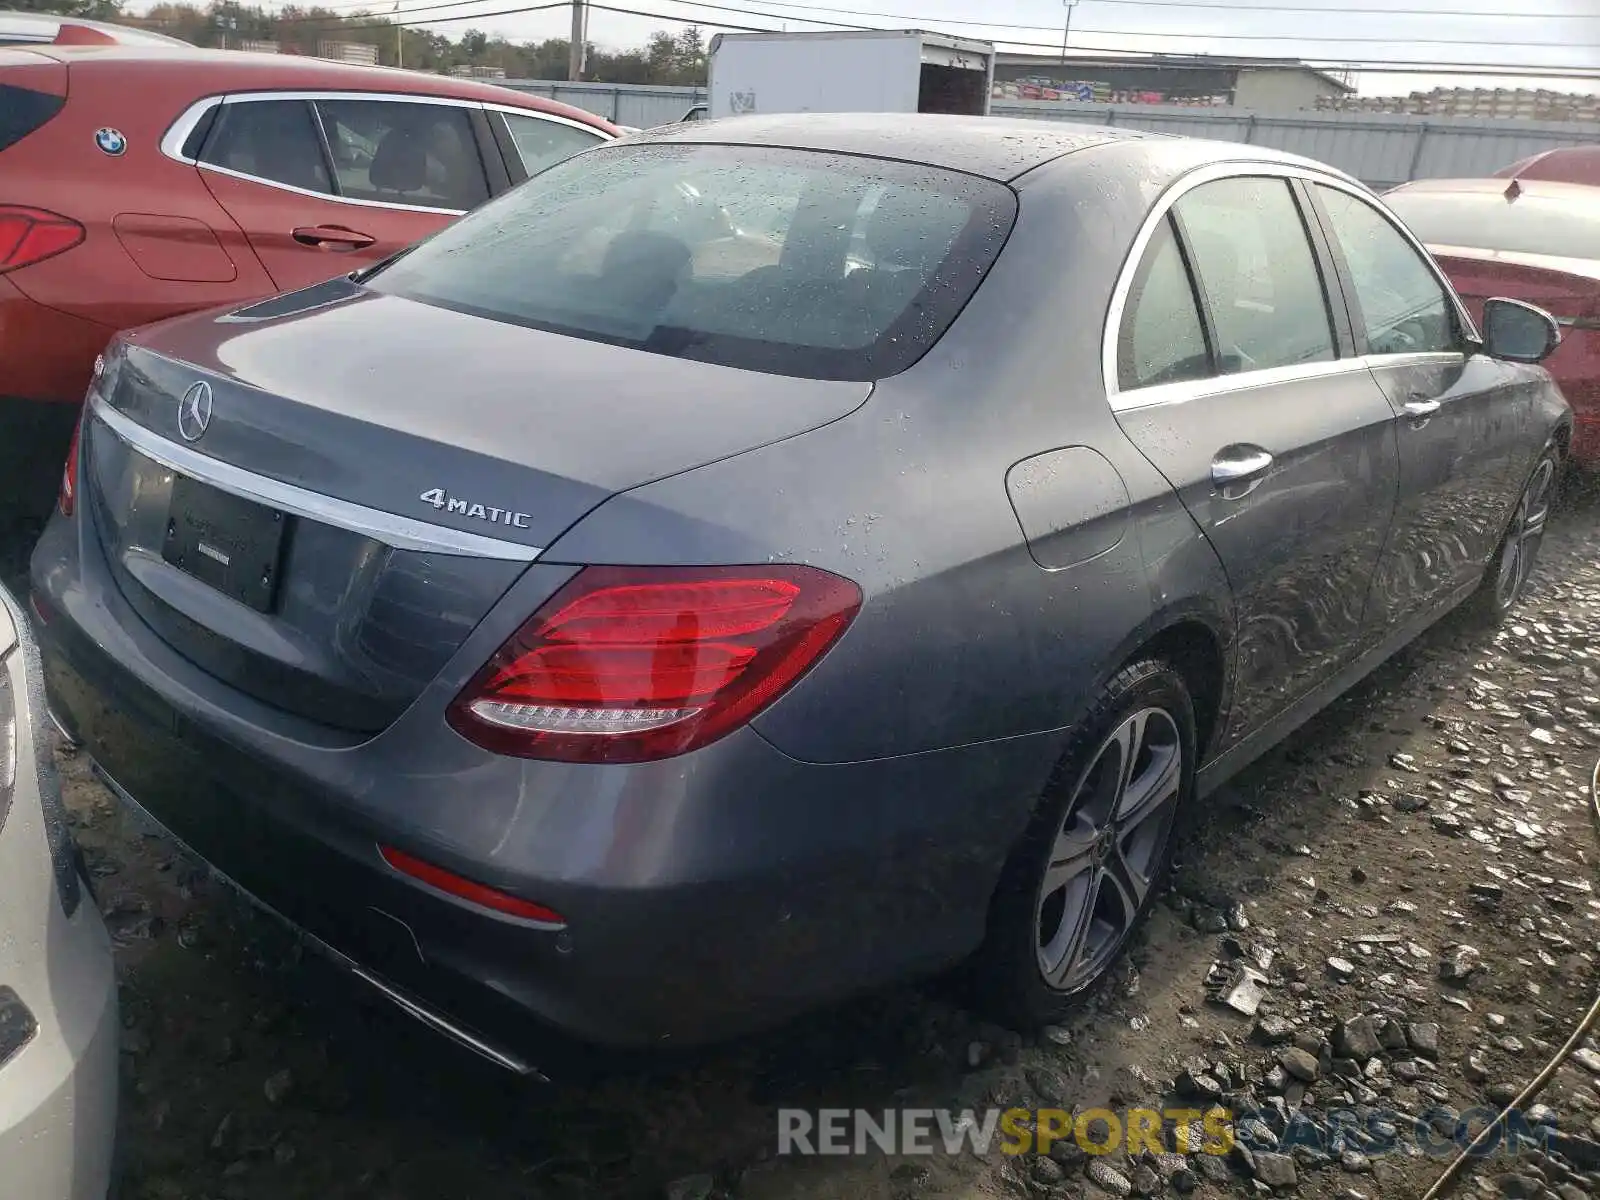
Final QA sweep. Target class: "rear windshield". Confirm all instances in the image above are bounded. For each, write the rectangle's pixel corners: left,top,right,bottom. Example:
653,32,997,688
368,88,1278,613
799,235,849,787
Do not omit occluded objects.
1386,188,1600,261
363,143,1017,381
0,84,63,153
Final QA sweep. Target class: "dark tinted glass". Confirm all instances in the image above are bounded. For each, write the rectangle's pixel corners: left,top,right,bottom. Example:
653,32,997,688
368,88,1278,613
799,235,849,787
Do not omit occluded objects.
364,143,1018,381
316,99,489,211
1118,216,1212,390
0,84,64,153
199,99,331,195
1385,187,1600,261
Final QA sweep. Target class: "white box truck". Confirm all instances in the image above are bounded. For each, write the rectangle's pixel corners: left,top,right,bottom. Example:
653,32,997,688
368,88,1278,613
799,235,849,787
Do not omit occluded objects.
703,30,995,121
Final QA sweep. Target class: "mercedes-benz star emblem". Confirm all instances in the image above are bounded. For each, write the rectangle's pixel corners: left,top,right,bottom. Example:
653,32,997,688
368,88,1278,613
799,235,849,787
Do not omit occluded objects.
177,381,213,442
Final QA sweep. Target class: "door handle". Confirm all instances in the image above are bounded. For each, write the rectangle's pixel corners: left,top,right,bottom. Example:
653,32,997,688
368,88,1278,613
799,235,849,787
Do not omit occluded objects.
1403,396,1441,420
291,225,377,250
1211,445,1274,500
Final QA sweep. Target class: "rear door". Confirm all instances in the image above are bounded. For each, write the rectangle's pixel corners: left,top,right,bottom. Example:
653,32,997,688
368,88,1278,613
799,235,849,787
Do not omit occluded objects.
1309,183,1527,625
191,92,495,292
1109,169,1401,749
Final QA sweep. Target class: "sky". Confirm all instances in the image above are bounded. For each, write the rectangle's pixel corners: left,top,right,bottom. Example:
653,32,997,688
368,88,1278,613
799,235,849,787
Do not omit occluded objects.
129,0,1600,96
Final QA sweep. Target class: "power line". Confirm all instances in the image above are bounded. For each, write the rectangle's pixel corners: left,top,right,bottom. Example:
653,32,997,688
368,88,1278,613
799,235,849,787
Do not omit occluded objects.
302,0,1600,21
625,0,1600,48
588,1,1600,74
729,0,1599,26
174,0,1600,75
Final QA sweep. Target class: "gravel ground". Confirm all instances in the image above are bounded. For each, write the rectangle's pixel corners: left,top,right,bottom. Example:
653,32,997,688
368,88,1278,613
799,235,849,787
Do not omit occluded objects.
36,478,1600,1200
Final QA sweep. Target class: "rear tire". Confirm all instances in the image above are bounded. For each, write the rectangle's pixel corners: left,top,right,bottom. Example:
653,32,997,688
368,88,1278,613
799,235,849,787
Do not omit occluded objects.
973,659,1195,1030
1468,441,1560,625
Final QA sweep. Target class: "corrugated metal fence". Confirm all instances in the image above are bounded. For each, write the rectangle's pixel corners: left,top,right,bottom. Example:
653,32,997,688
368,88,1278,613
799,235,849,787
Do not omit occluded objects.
502,80,704,129
500,79,1600,189
993,101,1600,189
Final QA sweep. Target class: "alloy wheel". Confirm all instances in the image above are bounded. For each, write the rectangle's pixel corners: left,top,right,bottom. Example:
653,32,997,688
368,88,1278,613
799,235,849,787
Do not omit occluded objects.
1494,456,1556,610
1035,706,1182,992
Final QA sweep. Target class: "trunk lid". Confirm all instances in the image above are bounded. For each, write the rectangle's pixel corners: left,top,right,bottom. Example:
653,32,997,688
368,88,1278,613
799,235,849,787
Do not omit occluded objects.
87,279,871,732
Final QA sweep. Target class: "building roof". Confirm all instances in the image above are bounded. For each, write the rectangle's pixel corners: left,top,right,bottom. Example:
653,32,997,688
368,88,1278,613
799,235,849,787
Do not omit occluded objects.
994,50,1355,94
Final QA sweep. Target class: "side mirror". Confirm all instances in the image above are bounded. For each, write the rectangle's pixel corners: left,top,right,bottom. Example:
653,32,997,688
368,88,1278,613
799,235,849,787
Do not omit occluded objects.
1481,297,1561,364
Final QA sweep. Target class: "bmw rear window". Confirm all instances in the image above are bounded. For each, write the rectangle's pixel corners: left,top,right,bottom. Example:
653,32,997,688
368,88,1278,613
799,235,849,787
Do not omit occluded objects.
1386,188,1600,261
0,84,64,153
363,143,1017,381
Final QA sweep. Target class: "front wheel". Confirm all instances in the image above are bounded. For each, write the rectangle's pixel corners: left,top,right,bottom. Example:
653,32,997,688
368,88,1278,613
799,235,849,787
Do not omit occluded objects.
1470,442,1560,624
974,660,1195,1030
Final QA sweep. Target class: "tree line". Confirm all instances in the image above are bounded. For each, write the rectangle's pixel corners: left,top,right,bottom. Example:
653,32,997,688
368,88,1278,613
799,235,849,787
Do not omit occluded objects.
14,0,710,83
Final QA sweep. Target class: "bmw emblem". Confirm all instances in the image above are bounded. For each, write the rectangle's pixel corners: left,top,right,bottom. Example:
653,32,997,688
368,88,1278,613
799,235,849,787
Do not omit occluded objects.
177,381,213,442
93,127,127,157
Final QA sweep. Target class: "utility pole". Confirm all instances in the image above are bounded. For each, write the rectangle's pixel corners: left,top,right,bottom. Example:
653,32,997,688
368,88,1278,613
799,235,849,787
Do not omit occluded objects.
567,0,583,80
393,0,403,68
1060,0,1078,64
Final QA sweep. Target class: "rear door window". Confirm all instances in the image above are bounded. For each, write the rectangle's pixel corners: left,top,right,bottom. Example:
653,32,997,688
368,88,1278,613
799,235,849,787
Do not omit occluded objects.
498,111,605,176
363,143,1017,381
314,98,490,212
198,99,332,195
1175,176,1337,375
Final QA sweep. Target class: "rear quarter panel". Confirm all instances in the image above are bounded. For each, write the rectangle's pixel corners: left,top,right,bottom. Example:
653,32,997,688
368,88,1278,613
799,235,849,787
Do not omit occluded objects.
543,139,1238,766
3,56,278,335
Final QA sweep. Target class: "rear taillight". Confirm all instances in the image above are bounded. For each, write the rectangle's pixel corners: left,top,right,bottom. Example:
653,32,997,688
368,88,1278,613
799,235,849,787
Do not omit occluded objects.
57,410,82,517
0,206,85,274
447,565,861,763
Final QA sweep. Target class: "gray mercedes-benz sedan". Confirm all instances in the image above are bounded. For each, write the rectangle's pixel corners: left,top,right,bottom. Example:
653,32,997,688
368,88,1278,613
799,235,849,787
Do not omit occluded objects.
30,115,1570,1067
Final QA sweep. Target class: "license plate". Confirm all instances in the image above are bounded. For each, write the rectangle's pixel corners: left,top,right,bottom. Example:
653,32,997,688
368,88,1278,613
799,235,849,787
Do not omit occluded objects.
162,475,288,613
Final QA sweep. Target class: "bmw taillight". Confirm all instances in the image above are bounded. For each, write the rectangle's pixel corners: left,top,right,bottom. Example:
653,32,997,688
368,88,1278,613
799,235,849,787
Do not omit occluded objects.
57,410,82,518
0,206,85,274
447,565,861,763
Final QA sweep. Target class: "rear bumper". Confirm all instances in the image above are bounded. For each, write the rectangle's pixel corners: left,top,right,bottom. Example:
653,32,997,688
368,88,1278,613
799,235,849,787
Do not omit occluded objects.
31,509,1056,1053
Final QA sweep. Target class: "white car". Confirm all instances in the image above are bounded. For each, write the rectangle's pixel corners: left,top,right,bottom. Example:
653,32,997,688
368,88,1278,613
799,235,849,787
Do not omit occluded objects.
0,583,118,1199
0,9,188,46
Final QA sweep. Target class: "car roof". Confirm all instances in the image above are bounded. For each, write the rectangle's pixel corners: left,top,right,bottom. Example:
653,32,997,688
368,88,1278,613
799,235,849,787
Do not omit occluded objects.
26,43,615,130
1495,146,1600,188
627,112,1349,183
1388,177,1600,203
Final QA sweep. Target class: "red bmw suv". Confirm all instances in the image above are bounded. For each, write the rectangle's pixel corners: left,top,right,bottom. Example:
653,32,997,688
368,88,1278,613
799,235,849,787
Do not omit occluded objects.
1,42,616,507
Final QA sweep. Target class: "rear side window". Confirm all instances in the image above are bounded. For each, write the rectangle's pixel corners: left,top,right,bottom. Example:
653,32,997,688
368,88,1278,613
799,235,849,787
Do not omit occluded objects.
1383,188,1600,261
199,99,332,195
500,111,604,177
0,84,64,153
1175,177,1337,375
363,143,1017,381
1118,216,1211,390
315,99,489,211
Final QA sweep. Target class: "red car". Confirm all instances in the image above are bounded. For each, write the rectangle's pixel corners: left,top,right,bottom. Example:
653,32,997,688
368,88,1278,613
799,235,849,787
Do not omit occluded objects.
1385,176,1600,467
1496,146,1600,188
1,42,616,495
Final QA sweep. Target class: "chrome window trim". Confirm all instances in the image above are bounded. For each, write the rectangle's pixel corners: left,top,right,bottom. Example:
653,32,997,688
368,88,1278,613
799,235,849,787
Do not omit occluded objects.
158,91,540,218
1103,160,1481,412
1113,351,1469,413
480,102,615,141
90,396,543,562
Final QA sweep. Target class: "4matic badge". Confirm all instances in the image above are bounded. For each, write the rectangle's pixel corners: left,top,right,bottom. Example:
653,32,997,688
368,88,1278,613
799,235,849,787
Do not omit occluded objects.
419,488,531,529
